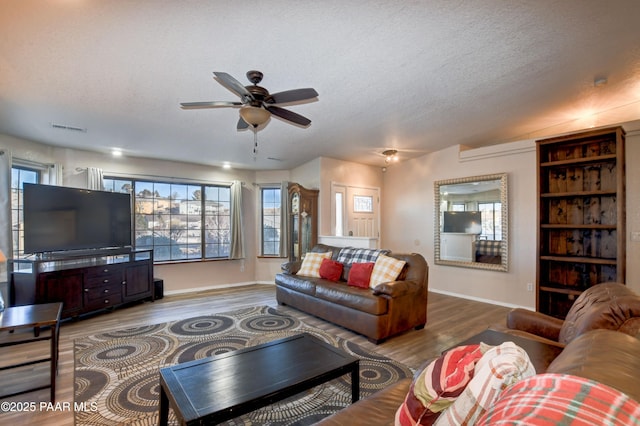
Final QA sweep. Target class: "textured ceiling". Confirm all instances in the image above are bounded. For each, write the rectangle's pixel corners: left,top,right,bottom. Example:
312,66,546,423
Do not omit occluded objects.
1,0,639,170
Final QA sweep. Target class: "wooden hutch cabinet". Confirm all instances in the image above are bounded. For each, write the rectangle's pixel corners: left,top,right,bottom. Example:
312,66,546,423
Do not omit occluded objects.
536,126,625,318
288,183,319,261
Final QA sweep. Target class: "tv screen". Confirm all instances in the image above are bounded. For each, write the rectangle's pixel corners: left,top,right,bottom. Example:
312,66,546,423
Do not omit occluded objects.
443,211,482,234
23,183,132,254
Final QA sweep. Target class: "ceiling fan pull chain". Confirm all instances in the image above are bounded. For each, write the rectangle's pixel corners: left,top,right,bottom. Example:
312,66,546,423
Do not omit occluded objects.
253,126,259,157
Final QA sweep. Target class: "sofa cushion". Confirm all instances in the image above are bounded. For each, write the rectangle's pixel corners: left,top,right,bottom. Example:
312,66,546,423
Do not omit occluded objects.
434,342,536,425
476,373,640,425
315,281,388,315
370,255,407,288
274,273,317,296
558,282,640,344
348,262,375,288
395,344,485,426
297,251,332,277
319,258,343,282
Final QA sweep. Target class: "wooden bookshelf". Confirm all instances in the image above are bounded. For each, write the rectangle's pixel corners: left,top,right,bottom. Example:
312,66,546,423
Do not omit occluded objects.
536,126,625,318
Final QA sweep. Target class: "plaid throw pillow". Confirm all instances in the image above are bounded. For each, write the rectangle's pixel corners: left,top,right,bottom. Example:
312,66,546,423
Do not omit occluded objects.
477,373,640,425
370,254,406,287
297,252,332,277
336,247,390,265
475,240,502,256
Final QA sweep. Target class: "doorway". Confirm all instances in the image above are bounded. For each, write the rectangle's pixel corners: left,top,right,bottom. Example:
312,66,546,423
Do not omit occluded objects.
331,183,380,239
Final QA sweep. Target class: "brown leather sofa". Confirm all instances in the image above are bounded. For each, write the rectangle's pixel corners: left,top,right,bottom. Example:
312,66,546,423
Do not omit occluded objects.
496,281,640,346
275,244,428,344
316,328,640,425
317,282,640,425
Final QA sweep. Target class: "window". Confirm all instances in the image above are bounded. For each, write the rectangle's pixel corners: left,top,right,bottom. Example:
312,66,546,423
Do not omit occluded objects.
104,177,231,262
10,166,40,257
479,202,502,240
353,195,373,213
334,192,344,236
261,187,281,256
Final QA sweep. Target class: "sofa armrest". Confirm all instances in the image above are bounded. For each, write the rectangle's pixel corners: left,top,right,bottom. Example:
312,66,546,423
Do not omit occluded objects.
280,260,302,275
372,280,419,298
546,329,640,402
506,308,564,342
315,378,412,426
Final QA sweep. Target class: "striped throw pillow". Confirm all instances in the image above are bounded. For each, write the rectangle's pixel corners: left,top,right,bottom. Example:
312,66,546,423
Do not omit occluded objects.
395,344,485,426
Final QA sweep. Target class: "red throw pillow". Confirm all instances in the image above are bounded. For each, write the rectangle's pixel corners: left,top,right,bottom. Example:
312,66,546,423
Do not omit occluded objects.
319,258,343,282
347,262,375,288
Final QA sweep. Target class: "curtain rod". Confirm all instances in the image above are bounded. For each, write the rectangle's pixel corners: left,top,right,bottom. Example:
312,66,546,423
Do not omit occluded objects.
76,167,243,186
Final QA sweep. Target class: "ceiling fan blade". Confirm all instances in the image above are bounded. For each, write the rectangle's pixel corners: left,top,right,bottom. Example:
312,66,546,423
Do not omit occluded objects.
266,88,318,104
213,72,254,101
237,117,249,130
265,105,312,127
180,101,242,109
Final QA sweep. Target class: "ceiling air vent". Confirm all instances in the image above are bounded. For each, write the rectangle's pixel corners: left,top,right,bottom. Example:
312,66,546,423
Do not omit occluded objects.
50,123,87,133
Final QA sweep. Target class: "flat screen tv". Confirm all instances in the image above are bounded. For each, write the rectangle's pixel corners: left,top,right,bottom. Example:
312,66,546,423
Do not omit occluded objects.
443,211,482,234
23,183,132,254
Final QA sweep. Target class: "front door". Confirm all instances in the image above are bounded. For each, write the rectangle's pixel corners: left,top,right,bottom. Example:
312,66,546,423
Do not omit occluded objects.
331,183,380,239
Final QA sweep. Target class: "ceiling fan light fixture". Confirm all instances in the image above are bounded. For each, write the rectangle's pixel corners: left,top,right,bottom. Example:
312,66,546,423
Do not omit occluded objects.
383,149,399,163
239,106,271,127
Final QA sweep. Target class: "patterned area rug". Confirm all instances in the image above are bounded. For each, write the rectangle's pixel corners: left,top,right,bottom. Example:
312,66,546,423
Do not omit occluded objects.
74,305,412,425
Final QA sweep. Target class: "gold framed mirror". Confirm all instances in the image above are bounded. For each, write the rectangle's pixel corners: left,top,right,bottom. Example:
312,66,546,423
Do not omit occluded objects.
434,173,508,271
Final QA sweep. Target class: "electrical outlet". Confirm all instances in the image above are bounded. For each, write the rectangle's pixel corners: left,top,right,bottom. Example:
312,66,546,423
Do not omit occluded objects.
527,282,534,292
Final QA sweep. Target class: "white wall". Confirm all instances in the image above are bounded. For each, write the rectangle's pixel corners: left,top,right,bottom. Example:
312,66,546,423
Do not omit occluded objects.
383,141,538,308
383,127,640,307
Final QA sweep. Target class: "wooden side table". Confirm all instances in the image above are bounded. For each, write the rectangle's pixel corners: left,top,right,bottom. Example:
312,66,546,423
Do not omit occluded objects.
0,302,62,402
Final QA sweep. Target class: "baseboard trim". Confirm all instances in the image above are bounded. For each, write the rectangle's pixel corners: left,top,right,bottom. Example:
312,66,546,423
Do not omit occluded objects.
429,288,532,311
163,281,273,296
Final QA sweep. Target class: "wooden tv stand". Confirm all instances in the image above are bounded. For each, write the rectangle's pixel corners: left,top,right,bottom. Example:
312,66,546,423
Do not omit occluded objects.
9,249,154,320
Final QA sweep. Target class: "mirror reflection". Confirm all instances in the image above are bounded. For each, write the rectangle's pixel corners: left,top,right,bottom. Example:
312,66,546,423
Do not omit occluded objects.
434,173,508,271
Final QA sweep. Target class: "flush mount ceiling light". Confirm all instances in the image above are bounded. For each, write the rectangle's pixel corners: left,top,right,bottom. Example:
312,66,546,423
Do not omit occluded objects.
383,149,399,164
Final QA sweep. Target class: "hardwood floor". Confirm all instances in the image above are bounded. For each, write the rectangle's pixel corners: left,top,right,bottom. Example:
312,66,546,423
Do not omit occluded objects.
0,284,510,425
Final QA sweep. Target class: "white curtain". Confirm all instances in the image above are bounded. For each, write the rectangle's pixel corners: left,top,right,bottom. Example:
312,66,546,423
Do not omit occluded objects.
0,149,12,261
229,180,245,259
279,181,290,258
87,167,104,190
49,163,64,185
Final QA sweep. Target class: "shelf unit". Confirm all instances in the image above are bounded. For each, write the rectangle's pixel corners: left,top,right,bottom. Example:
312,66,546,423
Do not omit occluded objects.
536,126,625,318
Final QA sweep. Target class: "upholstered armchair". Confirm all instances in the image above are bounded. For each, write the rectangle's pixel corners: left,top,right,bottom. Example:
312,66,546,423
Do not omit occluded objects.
495,282,640,347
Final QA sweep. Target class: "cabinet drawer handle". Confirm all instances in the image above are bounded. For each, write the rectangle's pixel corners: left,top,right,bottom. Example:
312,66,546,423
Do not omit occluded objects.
103,279,109,283
104,299,110,304
103,289,109,293
84,288,89,292
103,269,109,273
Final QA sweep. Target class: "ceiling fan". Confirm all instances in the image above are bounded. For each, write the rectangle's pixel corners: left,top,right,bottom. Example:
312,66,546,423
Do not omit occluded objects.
180,70,318,130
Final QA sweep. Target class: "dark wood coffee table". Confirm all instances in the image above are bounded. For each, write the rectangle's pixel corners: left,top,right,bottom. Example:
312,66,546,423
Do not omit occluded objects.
158,333,360,425
452,329,564,373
